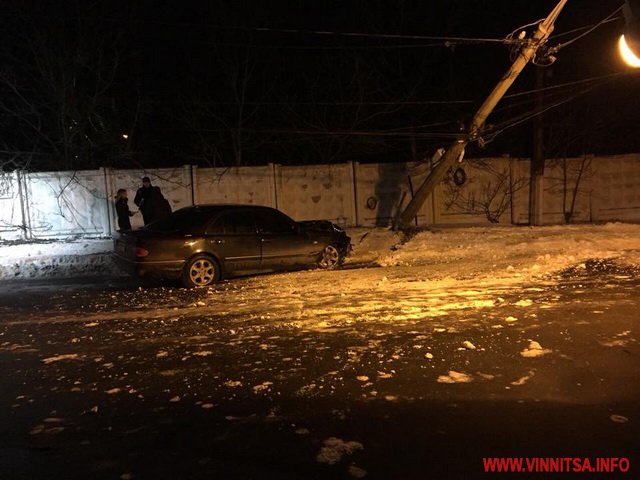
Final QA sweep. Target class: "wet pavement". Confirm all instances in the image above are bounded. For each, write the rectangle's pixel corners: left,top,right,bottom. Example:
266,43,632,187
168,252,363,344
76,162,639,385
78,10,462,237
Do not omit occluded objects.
0,260,639,479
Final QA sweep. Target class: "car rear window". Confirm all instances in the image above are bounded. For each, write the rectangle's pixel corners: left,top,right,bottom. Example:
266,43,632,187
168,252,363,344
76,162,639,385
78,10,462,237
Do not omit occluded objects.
145,209,215,233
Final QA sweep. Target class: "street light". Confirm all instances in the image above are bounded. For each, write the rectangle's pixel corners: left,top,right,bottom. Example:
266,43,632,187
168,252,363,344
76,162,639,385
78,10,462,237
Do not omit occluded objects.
620,0,640,67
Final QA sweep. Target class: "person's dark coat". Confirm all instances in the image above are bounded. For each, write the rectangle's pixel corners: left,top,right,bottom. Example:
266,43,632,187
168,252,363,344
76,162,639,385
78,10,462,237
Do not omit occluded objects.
115,198,134,231
134,185,170,225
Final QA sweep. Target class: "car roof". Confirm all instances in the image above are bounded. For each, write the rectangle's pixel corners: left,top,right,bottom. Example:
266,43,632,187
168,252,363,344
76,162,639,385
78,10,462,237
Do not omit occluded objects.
175,204,277,213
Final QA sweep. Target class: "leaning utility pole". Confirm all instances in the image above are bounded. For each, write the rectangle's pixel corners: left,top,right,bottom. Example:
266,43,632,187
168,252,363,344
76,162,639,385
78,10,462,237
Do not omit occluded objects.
395,0,568,230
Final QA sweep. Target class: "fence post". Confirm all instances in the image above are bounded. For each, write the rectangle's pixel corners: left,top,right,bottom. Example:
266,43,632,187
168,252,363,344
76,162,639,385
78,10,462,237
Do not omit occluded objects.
271,163,280,209
349,161,359,227
15,170,29,240
100,167,113,236
190,165,197,205
21,170,34,239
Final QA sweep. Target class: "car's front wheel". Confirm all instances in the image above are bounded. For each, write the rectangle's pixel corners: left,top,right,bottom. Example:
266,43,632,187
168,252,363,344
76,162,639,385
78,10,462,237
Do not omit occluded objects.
182,255,220,287
317,244,343,270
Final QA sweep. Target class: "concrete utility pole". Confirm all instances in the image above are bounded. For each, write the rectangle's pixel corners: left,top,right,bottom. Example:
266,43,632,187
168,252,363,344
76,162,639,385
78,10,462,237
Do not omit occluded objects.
395,0,569,230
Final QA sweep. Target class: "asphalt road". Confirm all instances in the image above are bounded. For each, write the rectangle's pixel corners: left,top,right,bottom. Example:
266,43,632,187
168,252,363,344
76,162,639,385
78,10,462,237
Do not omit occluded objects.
0,260,638,479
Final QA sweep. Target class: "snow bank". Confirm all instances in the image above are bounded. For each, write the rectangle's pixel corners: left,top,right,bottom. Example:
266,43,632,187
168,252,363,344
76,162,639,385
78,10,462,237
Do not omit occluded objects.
377,223,640,281
1,223,639,282
0,239,119,281
345,228,403,265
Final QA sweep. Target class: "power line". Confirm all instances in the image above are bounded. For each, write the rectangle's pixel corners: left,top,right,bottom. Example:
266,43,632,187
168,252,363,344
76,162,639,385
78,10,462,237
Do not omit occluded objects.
483,78,615,145
197,127,461,139
503,72,630,99
549,6,624,52
550,16,621,40
163,72,635,108
200,42,458,50
233,25,521,46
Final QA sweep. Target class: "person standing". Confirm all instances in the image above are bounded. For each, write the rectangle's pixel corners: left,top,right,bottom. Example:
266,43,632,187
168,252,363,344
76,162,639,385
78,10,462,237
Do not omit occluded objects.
114,189,135,231
134,176,170,225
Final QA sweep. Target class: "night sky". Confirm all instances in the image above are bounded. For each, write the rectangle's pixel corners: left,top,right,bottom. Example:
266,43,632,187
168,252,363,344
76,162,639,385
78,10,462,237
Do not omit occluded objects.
1,0,639,170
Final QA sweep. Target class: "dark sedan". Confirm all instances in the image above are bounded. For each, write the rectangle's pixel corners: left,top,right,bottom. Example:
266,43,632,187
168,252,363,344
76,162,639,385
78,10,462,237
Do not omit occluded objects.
113,204,351,287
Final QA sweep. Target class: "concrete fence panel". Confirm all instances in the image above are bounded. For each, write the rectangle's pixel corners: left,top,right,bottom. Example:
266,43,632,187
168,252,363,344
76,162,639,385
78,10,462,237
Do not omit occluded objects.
431,157,521,226
0,171,24,240
25,170,109,237
355,161,434,227
195,165,276,207
542,156,596,224
275,163,355,226
2,154,640,241
590,154,640,223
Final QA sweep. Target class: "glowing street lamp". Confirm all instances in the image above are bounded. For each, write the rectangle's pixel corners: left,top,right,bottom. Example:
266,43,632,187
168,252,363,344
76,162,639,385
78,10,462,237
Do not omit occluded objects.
619,35,640,66
620,0,640,67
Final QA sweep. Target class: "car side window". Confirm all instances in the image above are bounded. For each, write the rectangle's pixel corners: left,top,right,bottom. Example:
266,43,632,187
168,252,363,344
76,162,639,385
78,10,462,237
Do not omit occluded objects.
205,215,225,235
206,211,256,235
255,209,296,234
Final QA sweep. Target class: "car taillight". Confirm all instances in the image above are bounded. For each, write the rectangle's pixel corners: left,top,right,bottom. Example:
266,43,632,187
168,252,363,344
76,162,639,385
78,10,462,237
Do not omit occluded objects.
136,247,149,258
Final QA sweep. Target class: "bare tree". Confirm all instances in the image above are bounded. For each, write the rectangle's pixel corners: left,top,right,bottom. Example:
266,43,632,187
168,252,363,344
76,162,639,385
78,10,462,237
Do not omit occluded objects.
444,159,529,223
544,155,595,224
0,2,130,171
181,43,276,168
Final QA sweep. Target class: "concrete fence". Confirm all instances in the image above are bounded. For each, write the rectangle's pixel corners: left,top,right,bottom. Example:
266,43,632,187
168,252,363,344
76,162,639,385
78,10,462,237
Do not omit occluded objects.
1,154,640,240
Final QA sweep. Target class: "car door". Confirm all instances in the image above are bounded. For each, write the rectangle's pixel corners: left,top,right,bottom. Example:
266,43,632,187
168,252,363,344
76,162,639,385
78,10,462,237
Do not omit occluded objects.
204,210,261,274
254,208,319,270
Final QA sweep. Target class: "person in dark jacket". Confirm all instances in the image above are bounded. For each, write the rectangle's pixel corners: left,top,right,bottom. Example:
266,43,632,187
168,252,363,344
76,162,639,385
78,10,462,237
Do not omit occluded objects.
134,177,170,225
114,189,135,231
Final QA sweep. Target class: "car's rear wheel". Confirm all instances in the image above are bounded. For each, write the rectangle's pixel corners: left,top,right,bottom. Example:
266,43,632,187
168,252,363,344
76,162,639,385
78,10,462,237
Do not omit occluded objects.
182,255,220,287
317,244,342,270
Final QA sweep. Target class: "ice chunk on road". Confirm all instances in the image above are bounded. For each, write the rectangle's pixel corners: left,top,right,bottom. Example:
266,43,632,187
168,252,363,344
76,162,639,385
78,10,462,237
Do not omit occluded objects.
348,465,368,478
437,371,473,384
515,299,533,307
462,341,477,350
520,341,552,358
610,414,629,424
252,381,273,393
42,354,80,364
511,371,535,386
316,437,364,465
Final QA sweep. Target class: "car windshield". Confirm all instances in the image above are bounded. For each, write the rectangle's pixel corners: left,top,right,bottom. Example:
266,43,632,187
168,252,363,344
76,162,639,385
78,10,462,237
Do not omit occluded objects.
145,209,214,233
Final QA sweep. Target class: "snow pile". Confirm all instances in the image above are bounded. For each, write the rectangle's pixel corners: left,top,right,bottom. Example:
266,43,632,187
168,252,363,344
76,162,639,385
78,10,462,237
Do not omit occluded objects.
376,223,640,280
345,228,403,265
0,239,119,280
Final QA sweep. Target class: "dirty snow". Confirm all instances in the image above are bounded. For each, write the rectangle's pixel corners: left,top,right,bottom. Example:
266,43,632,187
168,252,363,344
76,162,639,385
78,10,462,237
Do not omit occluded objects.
316,437,364,465
1,223,640,282
437,371,473,384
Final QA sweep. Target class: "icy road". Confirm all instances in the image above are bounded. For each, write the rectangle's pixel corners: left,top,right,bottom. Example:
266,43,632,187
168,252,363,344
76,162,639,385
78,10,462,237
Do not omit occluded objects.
1,224,640,479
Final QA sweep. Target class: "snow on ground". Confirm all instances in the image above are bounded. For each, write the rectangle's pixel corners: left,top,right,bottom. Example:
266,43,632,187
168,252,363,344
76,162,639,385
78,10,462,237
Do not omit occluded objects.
372,223,640,281
0,239,119,280
1,223,639,281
